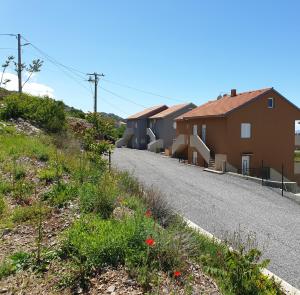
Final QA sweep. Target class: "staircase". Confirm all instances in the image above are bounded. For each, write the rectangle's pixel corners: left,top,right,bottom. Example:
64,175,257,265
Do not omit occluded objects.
190,135,210,164
208,157,216,170
146,128,156,142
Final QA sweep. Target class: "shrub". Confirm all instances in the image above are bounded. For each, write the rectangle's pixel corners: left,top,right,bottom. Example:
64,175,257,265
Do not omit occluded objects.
79,173,119,219
0,93,66,133
43,183,78,207
11,203,50,223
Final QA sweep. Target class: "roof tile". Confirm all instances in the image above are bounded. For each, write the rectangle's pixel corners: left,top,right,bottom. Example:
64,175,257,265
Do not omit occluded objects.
127,105,168,120
178,88,272,119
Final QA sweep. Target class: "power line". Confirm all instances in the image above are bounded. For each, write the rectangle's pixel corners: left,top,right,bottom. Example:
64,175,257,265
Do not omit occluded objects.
102,78,185,103
21,35,86,80
100,87,147,108
101,97,131,116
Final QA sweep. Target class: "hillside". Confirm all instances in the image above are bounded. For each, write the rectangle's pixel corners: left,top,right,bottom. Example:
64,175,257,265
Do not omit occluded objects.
0,87,124,123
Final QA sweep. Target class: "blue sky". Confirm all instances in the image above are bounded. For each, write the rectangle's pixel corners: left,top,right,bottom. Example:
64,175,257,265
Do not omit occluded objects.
1,0,300,119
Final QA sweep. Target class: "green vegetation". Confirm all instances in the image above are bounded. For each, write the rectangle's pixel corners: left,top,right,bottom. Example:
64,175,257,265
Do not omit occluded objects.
0,93,66,132
11,203,50,224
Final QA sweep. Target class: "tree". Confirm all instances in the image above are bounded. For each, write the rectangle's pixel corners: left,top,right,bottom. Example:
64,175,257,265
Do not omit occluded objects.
21,59,43,88
0,56,15,87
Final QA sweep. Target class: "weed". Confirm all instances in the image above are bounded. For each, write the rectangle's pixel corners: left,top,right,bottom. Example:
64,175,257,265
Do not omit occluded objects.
11,203,50,224
0,251,32,279
79,172,119,218
38,166,62,184
43,183,78,207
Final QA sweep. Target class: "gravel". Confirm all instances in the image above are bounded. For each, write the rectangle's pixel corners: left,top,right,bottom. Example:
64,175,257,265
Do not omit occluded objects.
112,148,300,289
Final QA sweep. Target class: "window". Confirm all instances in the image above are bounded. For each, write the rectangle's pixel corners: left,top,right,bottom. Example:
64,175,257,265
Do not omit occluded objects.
173,121,177,129
135,122,138,128
241,123,251,138
268,97,274,108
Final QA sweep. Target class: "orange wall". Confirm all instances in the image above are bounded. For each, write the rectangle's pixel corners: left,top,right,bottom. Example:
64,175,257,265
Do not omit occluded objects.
177,90,300,182
226,91,300,181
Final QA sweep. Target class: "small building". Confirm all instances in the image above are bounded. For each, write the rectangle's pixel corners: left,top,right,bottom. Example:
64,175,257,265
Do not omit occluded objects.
172,88,300,186
116,105,168,149
147,103,196,152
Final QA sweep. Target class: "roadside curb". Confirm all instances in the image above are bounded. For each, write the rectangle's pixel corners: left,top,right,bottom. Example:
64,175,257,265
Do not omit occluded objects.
184,218,300,295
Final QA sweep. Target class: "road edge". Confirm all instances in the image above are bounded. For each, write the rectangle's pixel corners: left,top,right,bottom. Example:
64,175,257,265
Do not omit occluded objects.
184,218,300,295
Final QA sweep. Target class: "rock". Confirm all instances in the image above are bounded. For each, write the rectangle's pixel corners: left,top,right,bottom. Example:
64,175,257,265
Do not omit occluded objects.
0,289,8,293
106,285,116,293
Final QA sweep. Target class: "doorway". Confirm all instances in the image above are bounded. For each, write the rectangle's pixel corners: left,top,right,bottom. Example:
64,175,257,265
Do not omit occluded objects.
242,155,250,175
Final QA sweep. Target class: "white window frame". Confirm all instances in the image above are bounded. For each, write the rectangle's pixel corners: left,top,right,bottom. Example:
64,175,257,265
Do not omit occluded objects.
173,121,177,129
241,123,251,139
268,97,274,108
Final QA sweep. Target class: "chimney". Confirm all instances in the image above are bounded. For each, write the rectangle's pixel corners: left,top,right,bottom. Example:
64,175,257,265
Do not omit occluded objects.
231,89,237,97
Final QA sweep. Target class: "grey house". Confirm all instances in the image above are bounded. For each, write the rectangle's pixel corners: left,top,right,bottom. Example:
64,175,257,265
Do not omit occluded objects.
147,103,196,152
116,105,168,149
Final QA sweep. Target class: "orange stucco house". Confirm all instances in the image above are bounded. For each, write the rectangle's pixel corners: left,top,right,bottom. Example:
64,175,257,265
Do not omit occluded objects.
172,88,300,185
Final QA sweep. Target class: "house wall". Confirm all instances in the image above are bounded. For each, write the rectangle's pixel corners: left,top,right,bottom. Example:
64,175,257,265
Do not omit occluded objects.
177,117,227,164
226,91,300,182
127,119,148,149
150,104,196,149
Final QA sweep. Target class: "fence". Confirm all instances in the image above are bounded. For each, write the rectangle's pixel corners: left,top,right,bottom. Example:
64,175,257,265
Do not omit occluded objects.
237,167,270,180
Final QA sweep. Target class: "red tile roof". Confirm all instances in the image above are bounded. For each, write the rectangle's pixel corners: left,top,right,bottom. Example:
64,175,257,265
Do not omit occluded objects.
149,103,194,119
127,105,168,120
177,88,272,120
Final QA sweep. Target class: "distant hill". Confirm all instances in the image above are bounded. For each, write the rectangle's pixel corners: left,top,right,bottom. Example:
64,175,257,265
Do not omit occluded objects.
0,87,124,122
100,112,125,122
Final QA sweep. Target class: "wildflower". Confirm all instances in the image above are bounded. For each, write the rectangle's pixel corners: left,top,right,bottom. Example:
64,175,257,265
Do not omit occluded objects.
174,271,181,278
145,237,155,247
145,209,152,218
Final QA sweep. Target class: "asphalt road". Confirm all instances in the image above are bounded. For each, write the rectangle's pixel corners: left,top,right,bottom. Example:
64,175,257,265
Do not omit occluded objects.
112,148,300,289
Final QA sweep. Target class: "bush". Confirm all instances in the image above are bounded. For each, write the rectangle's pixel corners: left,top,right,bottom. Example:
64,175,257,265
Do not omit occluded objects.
12,180,34,205
11,203,50,223
79,173,119,219
43,183,78,207
0,93,66,133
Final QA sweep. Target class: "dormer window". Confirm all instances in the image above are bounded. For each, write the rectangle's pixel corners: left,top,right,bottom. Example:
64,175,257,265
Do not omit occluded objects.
268,97,274,108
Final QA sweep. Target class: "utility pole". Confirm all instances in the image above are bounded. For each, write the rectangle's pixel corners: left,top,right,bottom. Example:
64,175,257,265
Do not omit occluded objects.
17,34,22,93
87,72,104,113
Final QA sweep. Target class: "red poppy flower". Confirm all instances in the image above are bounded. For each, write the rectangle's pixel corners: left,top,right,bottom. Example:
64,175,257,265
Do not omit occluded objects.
174,271,181,278
145,237,155,247
145,209,152,218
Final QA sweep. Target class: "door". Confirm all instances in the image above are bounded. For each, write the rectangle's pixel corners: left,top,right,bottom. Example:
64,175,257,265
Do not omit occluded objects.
193,125,198,136
202,124,206,143
242,155,250,175
192,151,198,165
